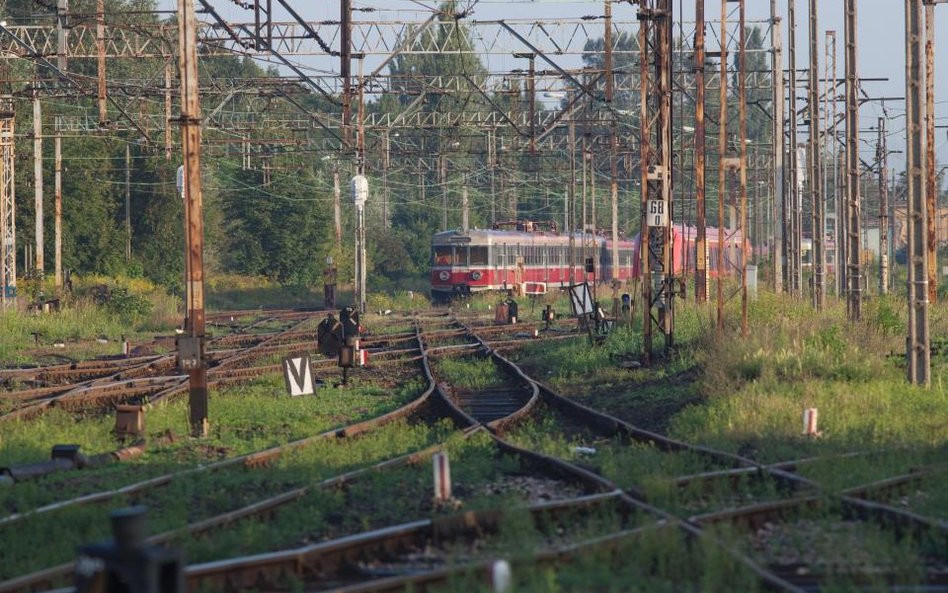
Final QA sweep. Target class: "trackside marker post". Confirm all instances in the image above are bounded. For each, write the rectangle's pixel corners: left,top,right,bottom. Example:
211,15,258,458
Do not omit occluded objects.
358,348,369,367
802,408,819,436
432,451,451,501
490,559,512,592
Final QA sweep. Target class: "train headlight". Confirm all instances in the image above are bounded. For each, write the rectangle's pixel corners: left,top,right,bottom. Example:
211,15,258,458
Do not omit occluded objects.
439,271,451,282
471,271,482,281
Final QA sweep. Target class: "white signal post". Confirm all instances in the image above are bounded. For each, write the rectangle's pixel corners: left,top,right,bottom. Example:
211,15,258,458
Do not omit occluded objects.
352,174,368,314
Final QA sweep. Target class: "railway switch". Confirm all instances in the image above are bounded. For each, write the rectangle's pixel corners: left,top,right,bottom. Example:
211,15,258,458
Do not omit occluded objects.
75,506,184,593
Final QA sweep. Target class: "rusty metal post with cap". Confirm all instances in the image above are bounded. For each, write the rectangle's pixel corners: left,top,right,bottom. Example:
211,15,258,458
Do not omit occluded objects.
177,0,209,437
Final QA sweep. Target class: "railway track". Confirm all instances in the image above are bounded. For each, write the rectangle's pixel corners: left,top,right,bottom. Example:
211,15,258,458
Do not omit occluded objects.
5,311,946,593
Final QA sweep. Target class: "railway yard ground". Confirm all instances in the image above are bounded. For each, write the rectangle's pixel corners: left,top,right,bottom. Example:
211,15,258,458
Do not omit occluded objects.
2,289,948,593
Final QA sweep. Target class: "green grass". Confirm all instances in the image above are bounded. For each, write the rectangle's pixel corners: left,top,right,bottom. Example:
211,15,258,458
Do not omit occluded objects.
0,373,427,512
430,525,765,593
432,356,507,390
0,417,454,580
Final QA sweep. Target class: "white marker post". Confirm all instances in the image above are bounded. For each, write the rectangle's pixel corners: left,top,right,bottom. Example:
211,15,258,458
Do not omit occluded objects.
490,560,512,593
358,348,369,367
432,451,452,501
802,408,819,436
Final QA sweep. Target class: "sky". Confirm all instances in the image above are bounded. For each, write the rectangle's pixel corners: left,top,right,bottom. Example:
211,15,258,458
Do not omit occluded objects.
159,0,948,171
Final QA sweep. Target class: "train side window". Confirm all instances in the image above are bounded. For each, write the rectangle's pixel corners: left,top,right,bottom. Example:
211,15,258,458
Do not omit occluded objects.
434,246,453,265
470,246,488,266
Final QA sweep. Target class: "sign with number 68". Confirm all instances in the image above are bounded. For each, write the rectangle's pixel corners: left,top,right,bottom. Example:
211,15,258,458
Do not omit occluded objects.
647,199,667,228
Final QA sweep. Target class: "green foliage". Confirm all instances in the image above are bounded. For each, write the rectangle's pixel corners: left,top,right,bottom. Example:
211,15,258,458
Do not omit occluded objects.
101,285,153,324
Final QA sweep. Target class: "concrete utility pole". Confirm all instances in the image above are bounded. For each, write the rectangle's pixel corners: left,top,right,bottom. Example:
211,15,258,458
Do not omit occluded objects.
177,0,209,437
54,131,62,289
738,0,749,335
164,63,172,160
352,173,367,314
878,117,889,295
639,0,674,361
125,144,131,262
925,1,937,303
716,0,727,329
695,0,708,302
33,91,43,277
55,0,66,288
787,0,802,296
462,182,469,232
568,96,577,284
808,0,824,309
332,165,342,248
828,31,843,297
905,0,930,385
771,0,784,294
845,0,862,321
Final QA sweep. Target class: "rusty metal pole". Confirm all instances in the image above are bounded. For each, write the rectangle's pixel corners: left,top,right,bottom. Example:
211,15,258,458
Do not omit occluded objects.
808,0,823,309
178,0,209,437
739,0,748,335
661,0,673,353
771,0,784,294
925,2,937,303
716,0,727,329
639,6,652,360
845,0,862,321
695,0,708,302
787,0,801,296
96,0,107,126
905,0,930,385
878,117,889,295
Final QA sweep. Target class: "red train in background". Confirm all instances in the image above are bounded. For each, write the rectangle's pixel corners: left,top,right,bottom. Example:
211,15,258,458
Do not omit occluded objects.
430,220,748,300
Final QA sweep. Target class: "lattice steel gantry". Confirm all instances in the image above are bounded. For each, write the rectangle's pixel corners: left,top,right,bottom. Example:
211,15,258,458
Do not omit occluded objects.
0,103,13,307
637,0,675,363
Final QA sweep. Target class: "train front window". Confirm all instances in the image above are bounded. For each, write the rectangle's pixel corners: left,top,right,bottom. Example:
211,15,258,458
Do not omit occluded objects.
469,246,488,266
434,247,454,266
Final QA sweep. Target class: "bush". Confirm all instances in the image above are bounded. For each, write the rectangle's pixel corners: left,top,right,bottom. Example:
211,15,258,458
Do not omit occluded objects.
103,286,153,325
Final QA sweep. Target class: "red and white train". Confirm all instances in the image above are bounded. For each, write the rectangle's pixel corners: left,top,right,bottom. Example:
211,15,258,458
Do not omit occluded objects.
430,220,748,300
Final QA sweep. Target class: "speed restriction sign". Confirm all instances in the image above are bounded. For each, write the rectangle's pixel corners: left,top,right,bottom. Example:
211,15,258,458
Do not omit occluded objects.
647,199,667,227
